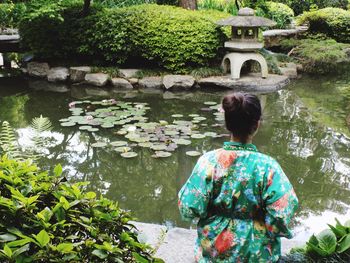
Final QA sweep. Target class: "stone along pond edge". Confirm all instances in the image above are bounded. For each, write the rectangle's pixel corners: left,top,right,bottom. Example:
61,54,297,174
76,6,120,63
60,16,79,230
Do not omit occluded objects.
21,62,300,93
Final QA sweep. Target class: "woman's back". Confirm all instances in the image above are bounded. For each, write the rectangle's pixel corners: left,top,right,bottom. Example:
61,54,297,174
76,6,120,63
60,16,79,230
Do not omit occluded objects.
178,142,298,262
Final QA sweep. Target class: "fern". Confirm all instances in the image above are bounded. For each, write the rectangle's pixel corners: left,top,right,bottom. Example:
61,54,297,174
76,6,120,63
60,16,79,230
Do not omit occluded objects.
31,115,52,134
0,121,23,160
30,115,53,158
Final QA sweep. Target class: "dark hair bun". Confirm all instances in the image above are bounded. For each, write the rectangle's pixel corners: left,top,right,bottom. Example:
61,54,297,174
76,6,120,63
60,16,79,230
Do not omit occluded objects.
221,92,262,143
222,93,244,113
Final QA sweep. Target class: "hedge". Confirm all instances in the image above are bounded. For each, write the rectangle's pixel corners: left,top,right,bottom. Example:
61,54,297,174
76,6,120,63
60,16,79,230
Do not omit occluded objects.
297,7,350,43
257,1,294,29
0,155,161,262
0,3,27,29
19,3,230,72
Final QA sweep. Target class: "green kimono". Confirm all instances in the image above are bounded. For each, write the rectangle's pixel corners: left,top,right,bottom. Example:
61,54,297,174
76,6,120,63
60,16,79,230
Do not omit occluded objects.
178,142,298,262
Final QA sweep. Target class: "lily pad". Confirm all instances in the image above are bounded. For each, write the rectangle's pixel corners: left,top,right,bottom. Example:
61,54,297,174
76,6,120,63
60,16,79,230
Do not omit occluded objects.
150,144,168,151
172,138,191,145
171,114,184,118
61,122,76,127
191,134,206,139
204,101,217,105
186,151,201,157
121,152,138,158
79,125,93,130
110,141,128,147
88,127,99,132
101,123,114,129
91,142,108,148
114,146,132,153
152,151,172,158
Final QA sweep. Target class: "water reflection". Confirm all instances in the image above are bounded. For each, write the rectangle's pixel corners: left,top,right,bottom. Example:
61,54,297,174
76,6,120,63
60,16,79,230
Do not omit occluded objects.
0,76,349,241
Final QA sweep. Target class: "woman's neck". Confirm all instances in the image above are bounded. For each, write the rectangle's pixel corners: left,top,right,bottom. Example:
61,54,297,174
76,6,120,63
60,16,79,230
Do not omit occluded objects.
230,135,253,144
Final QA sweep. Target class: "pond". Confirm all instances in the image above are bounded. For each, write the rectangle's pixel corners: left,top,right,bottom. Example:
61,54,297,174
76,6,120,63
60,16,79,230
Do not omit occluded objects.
0,75,349,244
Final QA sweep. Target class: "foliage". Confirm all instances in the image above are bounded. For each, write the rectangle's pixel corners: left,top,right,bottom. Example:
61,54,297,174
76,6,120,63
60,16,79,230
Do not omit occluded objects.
256,1,294,29
0,156,160,262
197,0,238,15
0,122,22,160
275,0,349,15
0,2,26,29
94,0,156,8
21,3,230,72
285,219,350,262
281,37,350,74
297,7,350,43
190,67,224,78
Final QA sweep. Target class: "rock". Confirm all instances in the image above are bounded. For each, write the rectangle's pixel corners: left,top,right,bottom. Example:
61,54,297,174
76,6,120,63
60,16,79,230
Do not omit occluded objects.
85,87,110,97
129,78,139,86
119,69,140,78
163,75,196,90
47,67,69,82
198,73,290,92
139,77,163,89
70,66,91,83
279,63,298,79
85,73,109,87
27,62,50,78
111,78,133,89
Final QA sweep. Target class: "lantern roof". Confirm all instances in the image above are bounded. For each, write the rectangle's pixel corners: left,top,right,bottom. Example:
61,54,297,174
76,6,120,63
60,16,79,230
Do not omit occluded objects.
217,7,276,28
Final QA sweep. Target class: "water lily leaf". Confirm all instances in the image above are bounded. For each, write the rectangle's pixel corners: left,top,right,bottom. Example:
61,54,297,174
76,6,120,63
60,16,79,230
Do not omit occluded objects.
186,151,201,157
114,146,131,153
171,114,183,118
79,125,92,130
110,141,128,147
59,118,70,122
87,127,99,132
138,142,152,148
91,142,108,148
172,139,191,145
204,101,217,105
188,114,200,118
191,134,206,139
152,151,172,158
121,152,138,158
150,144,168,151
101,123,114,128
193,117,207,121
204,132,218,137
61,122,76,127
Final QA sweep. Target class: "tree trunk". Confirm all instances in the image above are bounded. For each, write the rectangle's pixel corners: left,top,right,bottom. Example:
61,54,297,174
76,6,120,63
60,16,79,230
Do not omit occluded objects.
82,0,91,16
179,0,197,10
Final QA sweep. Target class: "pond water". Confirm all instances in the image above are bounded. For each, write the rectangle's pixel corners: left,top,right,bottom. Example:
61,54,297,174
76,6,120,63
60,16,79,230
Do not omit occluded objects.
0,75,349,244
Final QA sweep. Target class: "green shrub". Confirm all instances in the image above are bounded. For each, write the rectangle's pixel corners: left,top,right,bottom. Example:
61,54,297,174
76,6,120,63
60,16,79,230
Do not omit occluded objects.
20,3,230,72
297,7,350,43
94,0,156,8
281,37,350,74
256,1,294,29
0,2,26,29
0,155,160,262
128,5,229,72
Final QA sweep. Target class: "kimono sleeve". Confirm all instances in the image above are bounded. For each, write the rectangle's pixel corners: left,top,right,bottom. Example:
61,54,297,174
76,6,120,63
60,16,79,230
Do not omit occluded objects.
262,161,299,239
178,155,214,221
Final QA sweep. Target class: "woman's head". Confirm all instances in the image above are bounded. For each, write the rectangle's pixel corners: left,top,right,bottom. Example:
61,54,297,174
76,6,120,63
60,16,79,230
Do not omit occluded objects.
222,92,262,143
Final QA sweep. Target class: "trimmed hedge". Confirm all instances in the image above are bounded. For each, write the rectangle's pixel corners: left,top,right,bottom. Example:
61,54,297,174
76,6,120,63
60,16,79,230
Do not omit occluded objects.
297,7,350,43
19,3,230,72
0,155,159,262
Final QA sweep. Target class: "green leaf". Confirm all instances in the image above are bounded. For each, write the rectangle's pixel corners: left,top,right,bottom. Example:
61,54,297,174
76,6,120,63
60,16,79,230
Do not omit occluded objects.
317,229,337,254
328,224,346,238
338,234,350,253
36,207,53,223
56,243,74,253
12,244,30,258
7,238,32,248
132,252,148,263
306,242,328,257
54,164,62,177
92,249,108,259
85,192,96,199
59,196,70,210
34,230,50,248
3,244,13,258
0,233,17,242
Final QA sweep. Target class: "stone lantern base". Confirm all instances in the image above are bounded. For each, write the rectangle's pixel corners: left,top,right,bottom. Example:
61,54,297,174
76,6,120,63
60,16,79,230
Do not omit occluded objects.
222,52,268,80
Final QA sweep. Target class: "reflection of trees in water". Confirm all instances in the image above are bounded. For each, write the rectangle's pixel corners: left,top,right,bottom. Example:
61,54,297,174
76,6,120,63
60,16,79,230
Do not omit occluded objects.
259,90,350,221
0,95,29,127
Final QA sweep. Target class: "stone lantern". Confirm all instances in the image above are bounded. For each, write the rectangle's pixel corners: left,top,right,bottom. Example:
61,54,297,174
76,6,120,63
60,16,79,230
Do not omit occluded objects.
217,8,276,79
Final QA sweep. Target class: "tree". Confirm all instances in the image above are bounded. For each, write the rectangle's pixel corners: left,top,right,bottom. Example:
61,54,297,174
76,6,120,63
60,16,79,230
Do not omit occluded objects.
83,0,91,15
179,0,197,10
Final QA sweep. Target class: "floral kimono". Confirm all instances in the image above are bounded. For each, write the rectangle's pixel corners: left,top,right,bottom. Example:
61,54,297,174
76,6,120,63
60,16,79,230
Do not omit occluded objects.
178,142,298,263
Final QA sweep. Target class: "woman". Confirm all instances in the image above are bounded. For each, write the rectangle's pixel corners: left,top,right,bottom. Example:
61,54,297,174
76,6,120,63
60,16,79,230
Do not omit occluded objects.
178,92,298,262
